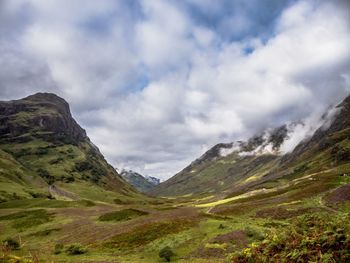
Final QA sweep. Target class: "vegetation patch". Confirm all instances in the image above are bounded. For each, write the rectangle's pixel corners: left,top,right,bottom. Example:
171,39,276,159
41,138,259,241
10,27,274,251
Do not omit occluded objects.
54,243,64,254
113,198,134,205
231,213,350,262
0,209,52,229
98,208,148,222
255,207,323,220
27,228,60,237
211,230,248,249
2,237,20,250
332,145,350,164
0,198,94,209
53,243,88,255
104,219,197,250
192,245,227,259
27,191,51,199
159,246,175,262
324,184,350,205
65,243,88,255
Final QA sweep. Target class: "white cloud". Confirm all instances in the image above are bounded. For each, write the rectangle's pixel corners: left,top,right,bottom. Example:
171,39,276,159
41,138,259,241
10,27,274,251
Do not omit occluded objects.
0,0,350,180
135,0,193,71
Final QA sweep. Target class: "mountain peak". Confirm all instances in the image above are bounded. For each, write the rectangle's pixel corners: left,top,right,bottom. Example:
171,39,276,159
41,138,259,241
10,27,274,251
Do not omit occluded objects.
24,92,66,102
121,169,159,193
22,92,71,116
0,93,86,144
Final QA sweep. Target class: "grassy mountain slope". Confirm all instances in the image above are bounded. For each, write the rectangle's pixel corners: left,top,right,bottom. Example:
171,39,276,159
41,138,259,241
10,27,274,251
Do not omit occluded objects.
151,96,350,199
151,152,279,197
0,93,140,203
0,149,48,202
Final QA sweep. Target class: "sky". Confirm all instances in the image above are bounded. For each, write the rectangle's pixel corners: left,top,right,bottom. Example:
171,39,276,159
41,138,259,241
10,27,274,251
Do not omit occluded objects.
0,0,350,180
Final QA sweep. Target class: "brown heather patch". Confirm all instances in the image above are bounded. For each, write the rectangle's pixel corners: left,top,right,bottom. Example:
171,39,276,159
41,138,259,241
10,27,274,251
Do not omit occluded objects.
192,247,227,259
324,184,350,204
211,230,248,248
255,207,324,220
55,206,199,246
103,218,198,250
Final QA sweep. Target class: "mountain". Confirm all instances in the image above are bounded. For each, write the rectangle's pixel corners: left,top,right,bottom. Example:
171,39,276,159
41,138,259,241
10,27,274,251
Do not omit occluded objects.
0,93,140,203
144,175,161,185
121,169,160,192
1,93,349,263
151,95,350,198
150,124,293,196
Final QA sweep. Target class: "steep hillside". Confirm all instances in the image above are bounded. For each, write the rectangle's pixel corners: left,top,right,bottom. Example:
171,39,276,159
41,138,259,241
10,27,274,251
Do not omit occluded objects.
150,125,290,197
0,93,139,203
121,169,160,193
151,95,350,198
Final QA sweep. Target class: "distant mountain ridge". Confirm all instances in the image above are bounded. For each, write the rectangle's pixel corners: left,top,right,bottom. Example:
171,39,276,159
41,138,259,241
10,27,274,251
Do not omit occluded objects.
121,169,160,193
144,175,161,185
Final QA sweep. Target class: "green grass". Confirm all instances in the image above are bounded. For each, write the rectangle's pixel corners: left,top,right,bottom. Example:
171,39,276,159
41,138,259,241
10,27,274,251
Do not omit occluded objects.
154,154,279,197
98,209,149,222
0,209,53,229
0,198,95,209
27,228,60,237
103,219,197,250
59,181,134,204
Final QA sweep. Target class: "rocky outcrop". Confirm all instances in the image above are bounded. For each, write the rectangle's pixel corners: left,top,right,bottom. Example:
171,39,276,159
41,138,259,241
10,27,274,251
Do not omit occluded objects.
0,93,87,143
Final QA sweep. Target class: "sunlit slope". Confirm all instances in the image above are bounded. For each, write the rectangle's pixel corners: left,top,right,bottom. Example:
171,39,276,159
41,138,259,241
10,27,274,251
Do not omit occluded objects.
151,152,279,197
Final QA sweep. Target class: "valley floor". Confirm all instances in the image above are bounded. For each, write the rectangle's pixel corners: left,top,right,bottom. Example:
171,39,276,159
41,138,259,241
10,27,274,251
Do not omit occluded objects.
0,167,350,263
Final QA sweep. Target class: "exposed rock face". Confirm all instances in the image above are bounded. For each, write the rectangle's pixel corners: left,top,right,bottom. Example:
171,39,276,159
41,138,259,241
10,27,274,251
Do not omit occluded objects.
0,93,87,143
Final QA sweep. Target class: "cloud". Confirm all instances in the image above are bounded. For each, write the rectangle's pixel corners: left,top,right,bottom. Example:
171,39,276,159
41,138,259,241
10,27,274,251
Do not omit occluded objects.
0,0,349,180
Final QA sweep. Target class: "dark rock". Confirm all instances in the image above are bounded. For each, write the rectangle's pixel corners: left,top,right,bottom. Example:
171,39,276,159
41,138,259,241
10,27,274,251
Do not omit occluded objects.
0,93,87,144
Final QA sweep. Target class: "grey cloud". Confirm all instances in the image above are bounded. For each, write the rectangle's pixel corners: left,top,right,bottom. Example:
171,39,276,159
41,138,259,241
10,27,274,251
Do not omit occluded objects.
0,44,58,100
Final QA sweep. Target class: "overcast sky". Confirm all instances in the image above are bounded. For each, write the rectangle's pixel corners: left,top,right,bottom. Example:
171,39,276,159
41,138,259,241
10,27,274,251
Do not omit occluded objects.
1,0,350,180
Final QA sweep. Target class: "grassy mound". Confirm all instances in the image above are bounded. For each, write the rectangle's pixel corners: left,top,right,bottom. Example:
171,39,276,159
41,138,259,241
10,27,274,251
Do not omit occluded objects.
0,209,53,229
0,198,95,209
104,219,196,250
98,209,149,222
